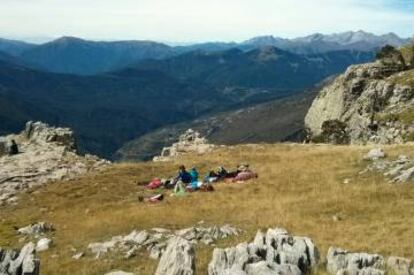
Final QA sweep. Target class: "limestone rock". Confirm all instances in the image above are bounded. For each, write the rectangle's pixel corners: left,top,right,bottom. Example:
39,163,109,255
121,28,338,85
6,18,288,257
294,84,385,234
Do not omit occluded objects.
36,238,52,252
18,222,54,235
305,59,414,145
364,148,386,160
153,129,214,161
0,242,40,275
105,271,134,275
0,121,110,206
208,228,319,275
87,224,239,259
387,256,413,275
72,252,84,260
360,154,414,183
245,261,302,275
326,247,385,275
155,236,195,275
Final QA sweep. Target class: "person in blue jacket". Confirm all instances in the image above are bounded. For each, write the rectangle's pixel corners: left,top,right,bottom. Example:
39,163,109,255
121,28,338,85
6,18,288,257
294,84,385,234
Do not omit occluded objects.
176,165,192,184
188,167,200,190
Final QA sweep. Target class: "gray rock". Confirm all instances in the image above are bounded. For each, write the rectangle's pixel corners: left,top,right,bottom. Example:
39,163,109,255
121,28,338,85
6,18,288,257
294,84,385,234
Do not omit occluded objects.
245,261,301,275
72,252,84,260
364,149,386,161
35,238,52,252
155,236,195,275
0,242,40,275
149,242,167,260
327,247,385,275
104,271,134,275
18,222,54,236
0,122,110,205
153,129,214,162
387,256,413,275
305,59,414,145
393,167,414,183
208,228,319,275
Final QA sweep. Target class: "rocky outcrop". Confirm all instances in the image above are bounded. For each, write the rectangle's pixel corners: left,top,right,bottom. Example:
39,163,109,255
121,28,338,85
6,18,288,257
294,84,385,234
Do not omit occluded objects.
17,222,54,236
155,237,195,275
87,224,239,260
0,121,110,206
360,150,414,183
0,242,40,275
327,247,414,275
327,247,385,275
153,129,214,162
305,54,414,145
208,227,319,275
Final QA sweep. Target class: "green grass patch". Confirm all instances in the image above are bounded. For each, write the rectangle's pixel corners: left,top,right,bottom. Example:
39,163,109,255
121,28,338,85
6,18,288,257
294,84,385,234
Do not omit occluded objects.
376,108,414,124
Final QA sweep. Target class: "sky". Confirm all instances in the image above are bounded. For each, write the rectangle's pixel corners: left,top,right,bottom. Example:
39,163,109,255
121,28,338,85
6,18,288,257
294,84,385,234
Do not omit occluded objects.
0,0,413,43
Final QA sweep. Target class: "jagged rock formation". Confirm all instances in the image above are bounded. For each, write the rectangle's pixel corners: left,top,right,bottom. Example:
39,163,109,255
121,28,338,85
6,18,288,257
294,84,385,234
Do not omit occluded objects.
155,237,195,275
360,152,414,183
153,129,214,162
87,224,239,260
0,242,40,275
305,47,414,145
208,227,319,275
327,247,414,275
17,222,54,236
0,121,110,205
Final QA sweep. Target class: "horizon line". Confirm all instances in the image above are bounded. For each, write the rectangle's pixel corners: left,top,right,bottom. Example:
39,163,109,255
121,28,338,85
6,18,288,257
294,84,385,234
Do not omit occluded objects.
2,29,413,45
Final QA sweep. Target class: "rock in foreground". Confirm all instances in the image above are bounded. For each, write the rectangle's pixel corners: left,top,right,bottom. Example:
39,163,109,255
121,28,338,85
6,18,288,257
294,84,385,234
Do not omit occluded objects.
208,227,319,275
155,236,195,275
0,242,40,275
327,247,414,275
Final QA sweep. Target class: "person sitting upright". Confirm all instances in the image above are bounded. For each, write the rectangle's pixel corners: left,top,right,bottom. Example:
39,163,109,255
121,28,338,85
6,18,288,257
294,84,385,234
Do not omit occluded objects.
188,167,200,190
9,140,19,155
176,165,192,184
172,165,192,194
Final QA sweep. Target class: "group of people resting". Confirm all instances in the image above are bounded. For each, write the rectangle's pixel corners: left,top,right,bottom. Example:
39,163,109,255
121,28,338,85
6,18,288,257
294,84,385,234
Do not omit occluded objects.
146,164,258,195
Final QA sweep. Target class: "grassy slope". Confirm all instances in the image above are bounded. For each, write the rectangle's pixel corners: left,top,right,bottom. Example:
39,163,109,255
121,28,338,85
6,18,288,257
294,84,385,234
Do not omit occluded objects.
1,143,414,274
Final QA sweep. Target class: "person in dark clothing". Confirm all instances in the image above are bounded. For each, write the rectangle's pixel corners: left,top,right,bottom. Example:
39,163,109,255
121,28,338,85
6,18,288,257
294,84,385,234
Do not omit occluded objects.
9,140,19,155
175,165,192,184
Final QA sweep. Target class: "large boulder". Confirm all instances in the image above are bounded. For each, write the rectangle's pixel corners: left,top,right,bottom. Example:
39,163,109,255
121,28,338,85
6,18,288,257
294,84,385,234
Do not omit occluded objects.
0,242,40,275
18,222,54,236
387,256,413,275
305,58,413,145
155,236,196,275
24,121,76,151
208,228,319,275
327,247,414,275
153,129,214,161
0,121,110,206
327,247,385,275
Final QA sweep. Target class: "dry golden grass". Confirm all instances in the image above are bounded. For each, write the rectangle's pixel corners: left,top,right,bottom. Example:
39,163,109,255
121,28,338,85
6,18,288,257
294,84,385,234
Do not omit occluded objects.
1,143,414,274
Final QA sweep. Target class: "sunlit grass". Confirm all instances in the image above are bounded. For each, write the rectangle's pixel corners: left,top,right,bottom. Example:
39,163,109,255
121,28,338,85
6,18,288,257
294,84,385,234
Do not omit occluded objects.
1,143,414,274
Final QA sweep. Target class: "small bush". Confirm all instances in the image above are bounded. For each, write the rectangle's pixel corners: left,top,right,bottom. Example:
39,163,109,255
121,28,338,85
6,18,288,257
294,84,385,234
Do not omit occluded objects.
312,120,350,144
376,45,406,67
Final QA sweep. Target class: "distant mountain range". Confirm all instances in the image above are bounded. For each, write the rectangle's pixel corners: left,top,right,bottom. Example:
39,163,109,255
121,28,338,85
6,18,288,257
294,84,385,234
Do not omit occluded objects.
129,46,374,91
0,30,411,159
0,31,410,75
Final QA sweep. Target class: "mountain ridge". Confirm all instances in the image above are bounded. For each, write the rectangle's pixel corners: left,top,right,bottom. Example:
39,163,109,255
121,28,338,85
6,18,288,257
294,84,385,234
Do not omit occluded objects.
0,30,410,75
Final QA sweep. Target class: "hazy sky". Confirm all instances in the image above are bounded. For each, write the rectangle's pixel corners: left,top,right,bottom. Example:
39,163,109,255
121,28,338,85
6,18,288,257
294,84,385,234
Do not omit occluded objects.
1,0,413,43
